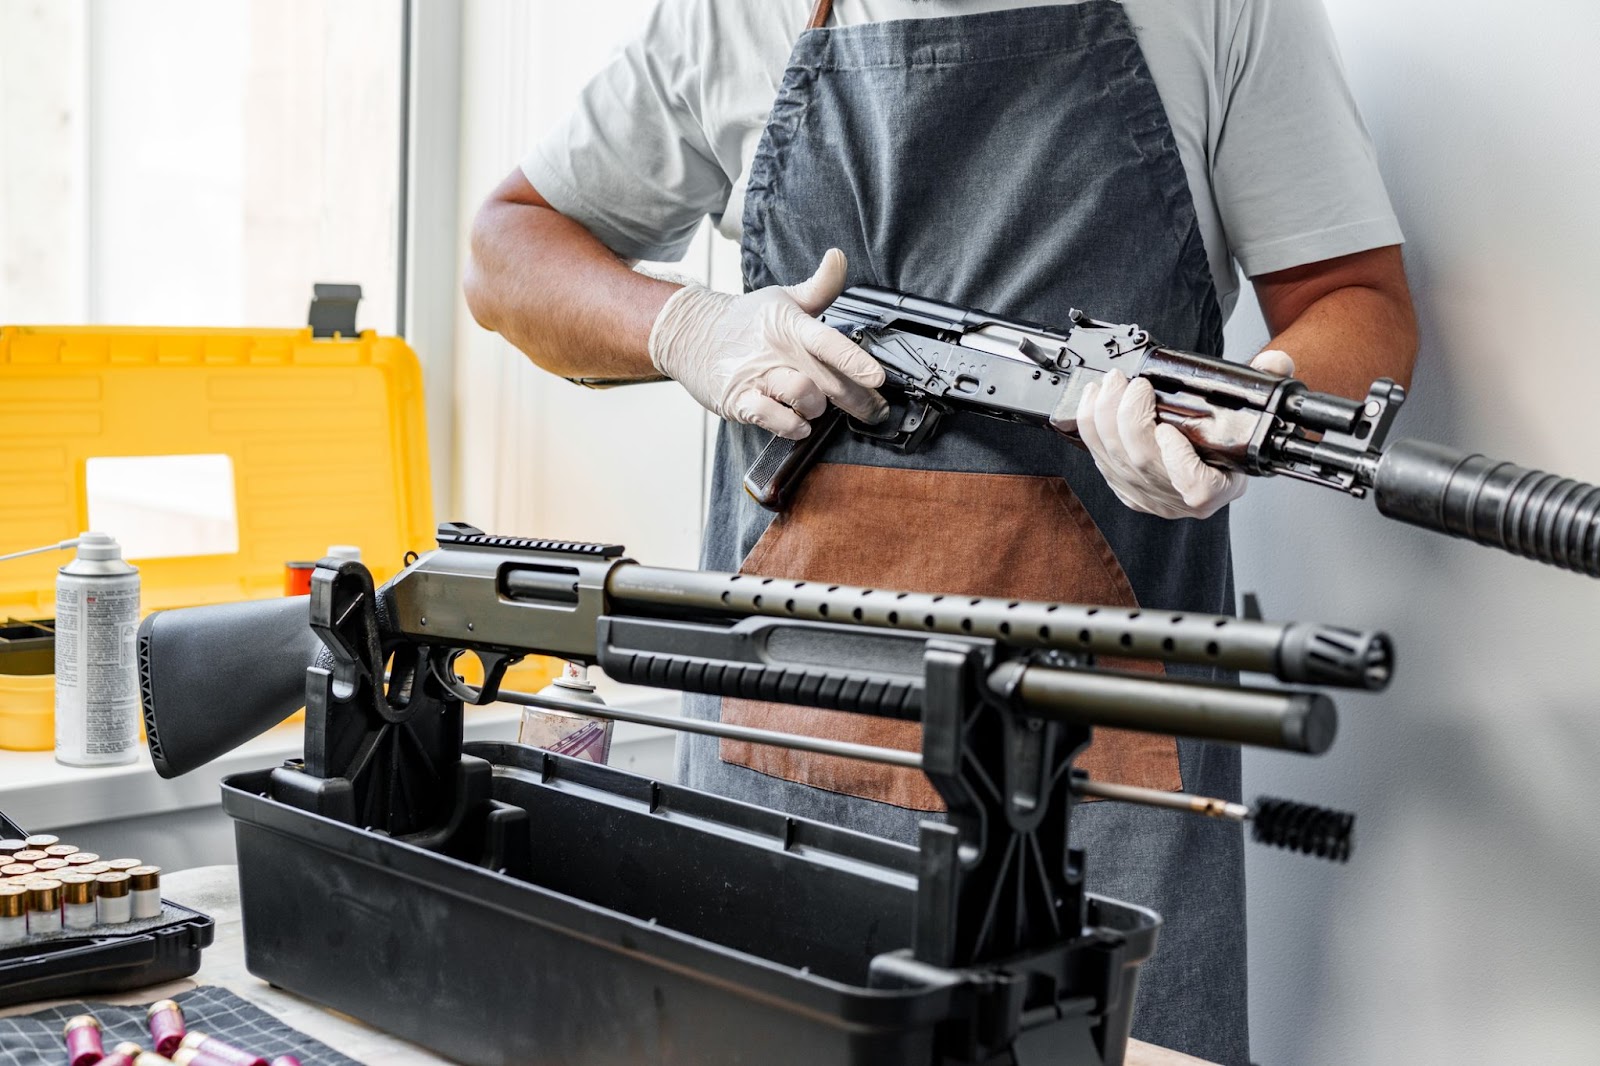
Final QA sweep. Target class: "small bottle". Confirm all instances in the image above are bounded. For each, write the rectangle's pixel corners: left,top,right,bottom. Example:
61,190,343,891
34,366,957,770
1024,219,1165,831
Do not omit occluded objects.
64,1015,105,1066
96,871,132,923
517,661,613,764
28,879,63,933
60,873,98,929
55,532,141,767
129,865,162,919
147,999,187,1057
178,1032,268,1066
0,884,26,944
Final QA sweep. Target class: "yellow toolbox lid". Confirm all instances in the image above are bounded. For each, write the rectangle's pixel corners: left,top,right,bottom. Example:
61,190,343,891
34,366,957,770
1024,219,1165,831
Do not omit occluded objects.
0,321,433,616
0,309,439,752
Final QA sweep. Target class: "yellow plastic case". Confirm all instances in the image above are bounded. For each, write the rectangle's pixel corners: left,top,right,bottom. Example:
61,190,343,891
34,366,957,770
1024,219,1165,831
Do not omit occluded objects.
0,323,555,750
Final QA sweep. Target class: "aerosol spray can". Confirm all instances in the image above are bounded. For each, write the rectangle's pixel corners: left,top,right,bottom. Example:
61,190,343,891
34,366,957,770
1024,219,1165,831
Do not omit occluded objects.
54,533,140,767
517,661,613,764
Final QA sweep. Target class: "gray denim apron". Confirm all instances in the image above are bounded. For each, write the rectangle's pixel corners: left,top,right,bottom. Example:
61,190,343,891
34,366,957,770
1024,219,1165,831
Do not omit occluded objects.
678,3,1248,1061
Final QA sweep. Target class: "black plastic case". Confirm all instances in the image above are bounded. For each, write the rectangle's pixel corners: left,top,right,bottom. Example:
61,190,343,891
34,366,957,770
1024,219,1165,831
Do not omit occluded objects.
221,741,1158,1066
0,811,214,1008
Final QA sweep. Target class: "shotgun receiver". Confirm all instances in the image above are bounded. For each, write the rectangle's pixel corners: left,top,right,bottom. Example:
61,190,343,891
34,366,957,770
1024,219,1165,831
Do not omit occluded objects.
744,287,1600,578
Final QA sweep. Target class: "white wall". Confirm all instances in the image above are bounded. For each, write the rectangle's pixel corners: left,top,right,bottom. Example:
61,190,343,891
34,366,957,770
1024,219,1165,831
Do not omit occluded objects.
1233,4,1600,1064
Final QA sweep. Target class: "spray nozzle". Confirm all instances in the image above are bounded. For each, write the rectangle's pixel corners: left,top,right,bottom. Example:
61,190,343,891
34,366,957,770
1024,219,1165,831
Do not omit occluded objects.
0,538,82,564
0,533,123,564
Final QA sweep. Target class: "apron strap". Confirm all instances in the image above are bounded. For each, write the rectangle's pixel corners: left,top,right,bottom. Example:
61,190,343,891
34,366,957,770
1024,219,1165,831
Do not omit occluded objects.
806,0,833,30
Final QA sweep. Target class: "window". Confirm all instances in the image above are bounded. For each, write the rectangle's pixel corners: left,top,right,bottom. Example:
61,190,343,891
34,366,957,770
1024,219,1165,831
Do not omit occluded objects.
0,0,403,333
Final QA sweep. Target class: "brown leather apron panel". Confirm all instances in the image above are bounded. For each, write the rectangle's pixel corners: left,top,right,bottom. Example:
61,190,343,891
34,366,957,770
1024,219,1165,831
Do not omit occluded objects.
720,463,1181,810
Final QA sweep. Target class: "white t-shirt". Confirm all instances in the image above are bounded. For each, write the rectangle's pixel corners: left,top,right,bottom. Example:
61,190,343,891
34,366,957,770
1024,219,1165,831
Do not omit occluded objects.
523,0,1402,319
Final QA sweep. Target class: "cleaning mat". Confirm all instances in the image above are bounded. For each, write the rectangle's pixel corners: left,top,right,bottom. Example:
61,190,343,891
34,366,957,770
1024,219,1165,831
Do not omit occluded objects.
0,985,360,1066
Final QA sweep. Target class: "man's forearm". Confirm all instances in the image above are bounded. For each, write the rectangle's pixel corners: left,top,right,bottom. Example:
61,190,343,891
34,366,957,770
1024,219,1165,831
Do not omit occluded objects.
463,169,680,381
1263,285,1418,398
1252,245,1419,400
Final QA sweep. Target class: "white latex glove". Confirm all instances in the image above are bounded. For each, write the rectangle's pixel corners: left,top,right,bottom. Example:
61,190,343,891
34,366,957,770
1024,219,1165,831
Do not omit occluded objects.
647,248,888,440
1075,349,1296,520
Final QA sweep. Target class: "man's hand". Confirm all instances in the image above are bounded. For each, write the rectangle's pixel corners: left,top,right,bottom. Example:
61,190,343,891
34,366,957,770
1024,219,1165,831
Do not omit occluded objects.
1077,350,1295,520
648,249,889,440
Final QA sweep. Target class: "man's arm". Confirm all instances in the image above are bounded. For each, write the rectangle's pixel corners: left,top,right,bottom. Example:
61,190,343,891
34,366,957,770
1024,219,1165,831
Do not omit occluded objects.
1251,244,1419,396
463,168,677,381
463,167,887,437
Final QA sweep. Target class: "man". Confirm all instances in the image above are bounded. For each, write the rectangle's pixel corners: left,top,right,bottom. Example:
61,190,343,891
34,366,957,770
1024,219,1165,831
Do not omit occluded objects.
465,1,1417,1060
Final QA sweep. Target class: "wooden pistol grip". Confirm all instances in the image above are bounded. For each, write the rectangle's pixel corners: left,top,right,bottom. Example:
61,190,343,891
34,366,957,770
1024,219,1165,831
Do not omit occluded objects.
742,409,845,511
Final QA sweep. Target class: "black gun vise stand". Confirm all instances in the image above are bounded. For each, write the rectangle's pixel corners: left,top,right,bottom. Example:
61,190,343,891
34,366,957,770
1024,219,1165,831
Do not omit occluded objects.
224,553,1158,1066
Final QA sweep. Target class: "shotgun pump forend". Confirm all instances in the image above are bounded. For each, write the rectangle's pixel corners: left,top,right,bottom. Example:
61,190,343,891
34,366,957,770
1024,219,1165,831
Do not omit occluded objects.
745,287,1600,578
138,522,1391,782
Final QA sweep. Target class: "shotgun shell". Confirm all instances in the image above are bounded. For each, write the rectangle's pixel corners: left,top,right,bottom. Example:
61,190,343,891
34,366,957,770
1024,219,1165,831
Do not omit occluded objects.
98,1054,137,1066
1,863,37,877
79,862,112,875
146,999,186,1057
64,1015,105,1066
66,852,101,865
45,844,80,858
34,857,69,872
134,1054,177,1066
28,879,62,933
129,865,162,919
23,833,59,848
268,1058,303,1066
171,1052,244,1066
178,1032,268,1066
0,884,26,944
96,872,132,924
12,849,48,864
114,1043,147,1058
0,838,26,857
105,858,142,871
60,872,98,928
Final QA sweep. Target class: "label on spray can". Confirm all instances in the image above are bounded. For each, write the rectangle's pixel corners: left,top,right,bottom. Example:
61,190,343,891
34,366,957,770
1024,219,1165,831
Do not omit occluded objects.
55,534,141,766
517,661,613,764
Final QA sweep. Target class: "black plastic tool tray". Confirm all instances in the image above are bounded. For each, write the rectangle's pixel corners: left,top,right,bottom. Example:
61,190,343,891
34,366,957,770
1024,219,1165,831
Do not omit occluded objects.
221,741,1158,1066
0,812,214,1008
